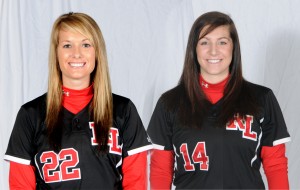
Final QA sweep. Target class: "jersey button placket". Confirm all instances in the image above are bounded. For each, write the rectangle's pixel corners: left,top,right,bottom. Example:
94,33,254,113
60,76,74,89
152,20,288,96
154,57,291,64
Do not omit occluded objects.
73,118,81,130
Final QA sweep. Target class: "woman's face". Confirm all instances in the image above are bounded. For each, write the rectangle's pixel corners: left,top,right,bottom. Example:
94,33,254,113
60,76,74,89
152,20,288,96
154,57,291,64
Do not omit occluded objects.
57,29,95,89
196,25,233,83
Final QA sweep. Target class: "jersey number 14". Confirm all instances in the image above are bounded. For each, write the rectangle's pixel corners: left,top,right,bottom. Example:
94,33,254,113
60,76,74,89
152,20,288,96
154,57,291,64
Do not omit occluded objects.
180,142,209,171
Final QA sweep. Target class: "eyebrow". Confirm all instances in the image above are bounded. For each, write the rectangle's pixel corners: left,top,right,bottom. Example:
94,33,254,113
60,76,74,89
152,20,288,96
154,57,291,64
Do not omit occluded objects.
199,36,231,41
59,38,90,43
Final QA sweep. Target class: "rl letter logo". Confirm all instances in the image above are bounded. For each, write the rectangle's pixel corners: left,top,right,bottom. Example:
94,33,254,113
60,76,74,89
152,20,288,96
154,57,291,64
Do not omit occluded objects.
89,122,122,155
226,114,257,141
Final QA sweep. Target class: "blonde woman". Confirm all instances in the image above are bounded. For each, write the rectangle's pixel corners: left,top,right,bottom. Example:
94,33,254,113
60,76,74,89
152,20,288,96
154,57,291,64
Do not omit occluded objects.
5,12,152,189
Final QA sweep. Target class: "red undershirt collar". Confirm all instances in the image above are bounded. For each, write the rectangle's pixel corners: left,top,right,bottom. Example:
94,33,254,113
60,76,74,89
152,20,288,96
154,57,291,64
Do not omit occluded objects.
62,84,94,114
199,75,229,104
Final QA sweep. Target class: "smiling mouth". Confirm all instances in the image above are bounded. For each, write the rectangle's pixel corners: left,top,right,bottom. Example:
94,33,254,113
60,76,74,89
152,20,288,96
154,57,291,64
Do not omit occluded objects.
69,62,85,67
207,59,221,63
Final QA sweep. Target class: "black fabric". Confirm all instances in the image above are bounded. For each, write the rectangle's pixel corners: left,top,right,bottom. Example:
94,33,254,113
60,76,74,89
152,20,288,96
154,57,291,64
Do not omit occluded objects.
147,82,290,189
5,93,152,190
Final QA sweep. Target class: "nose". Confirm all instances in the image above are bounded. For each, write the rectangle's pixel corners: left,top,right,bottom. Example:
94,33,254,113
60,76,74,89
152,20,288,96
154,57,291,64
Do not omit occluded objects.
209,44,218,55
72,46,81,58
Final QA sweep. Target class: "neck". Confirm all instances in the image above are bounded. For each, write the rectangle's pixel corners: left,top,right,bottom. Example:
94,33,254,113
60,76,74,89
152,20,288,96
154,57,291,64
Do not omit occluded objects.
200,73,229,84
62,78,91,90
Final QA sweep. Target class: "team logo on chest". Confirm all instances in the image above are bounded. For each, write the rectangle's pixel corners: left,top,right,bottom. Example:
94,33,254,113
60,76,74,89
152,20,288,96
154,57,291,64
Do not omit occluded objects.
226,114,257,141
89,122,122,155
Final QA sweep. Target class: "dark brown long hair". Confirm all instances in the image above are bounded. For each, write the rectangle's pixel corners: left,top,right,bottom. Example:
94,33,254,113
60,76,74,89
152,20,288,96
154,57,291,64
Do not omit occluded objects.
46,13,112,152
163,11,259,127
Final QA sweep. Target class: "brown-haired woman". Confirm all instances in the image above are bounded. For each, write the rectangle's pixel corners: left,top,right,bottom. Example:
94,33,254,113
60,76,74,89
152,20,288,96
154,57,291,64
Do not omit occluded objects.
5,12,152,189
147,11,290,189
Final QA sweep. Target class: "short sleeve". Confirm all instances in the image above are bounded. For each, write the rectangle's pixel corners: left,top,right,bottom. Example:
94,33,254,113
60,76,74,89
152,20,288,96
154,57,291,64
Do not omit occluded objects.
260,90,291,146
121,100,152,157
4,107,35,165
147,98,173,151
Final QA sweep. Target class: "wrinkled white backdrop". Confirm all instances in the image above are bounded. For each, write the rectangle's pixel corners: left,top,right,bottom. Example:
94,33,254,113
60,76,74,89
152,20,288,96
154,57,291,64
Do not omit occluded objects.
0,0,299,189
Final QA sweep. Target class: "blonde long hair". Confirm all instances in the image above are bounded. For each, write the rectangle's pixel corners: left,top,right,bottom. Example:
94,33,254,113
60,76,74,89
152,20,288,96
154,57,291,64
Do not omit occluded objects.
46,12,112,151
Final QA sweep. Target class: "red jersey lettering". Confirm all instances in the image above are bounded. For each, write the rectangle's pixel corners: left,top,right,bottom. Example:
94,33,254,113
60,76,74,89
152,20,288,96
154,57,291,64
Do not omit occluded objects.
108,128,122,155
89,122,122,155
89,122,98,145
226,114,257,141
180,142,209,171
40,148,81,183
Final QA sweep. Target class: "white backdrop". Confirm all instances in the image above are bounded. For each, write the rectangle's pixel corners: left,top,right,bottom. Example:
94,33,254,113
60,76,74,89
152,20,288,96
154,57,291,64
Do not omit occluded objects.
0,0,299,189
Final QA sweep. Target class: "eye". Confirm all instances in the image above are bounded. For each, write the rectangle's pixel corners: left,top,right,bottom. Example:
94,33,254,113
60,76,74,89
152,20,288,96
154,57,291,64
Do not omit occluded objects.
82,43,92,48
218,38,231,45
62,44,71,48
219,41,227,45
199,40,208,46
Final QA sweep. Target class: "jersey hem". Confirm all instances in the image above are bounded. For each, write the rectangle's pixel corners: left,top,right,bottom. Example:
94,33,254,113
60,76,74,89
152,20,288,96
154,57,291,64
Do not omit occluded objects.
127,144,153,156
273,137,291,146
4,154,31,165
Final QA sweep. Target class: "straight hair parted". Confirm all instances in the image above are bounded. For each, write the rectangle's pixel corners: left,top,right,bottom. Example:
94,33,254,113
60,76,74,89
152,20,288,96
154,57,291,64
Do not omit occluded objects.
163,11,259,127
46,12,112,152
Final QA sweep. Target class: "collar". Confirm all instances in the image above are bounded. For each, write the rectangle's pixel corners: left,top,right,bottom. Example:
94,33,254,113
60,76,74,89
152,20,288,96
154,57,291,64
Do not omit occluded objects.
199,75,229,93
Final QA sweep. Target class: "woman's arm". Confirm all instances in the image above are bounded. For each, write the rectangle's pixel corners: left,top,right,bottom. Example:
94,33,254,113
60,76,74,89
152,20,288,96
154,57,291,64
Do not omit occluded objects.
9,161,36,190
150,149,174,190
261,144,289,190
122,151,148,190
